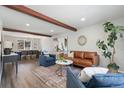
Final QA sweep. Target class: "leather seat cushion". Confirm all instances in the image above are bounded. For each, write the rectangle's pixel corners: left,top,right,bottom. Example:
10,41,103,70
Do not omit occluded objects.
73,59,92,66
84,52,97,59
74,51,84,59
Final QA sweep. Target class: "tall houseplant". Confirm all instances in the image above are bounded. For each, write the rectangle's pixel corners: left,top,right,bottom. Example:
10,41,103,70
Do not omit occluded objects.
96,22,124,73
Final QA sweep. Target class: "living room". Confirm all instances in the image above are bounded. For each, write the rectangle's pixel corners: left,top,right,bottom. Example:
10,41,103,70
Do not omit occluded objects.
0,4,124,89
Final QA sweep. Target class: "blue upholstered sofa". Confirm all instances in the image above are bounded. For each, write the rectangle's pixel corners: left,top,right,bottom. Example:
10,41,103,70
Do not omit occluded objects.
66,67,124,88
39,54,56,67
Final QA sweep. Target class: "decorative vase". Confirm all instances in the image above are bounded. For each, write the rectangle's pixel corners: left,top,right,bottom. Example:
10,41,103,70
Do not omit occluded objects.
4,48,11,55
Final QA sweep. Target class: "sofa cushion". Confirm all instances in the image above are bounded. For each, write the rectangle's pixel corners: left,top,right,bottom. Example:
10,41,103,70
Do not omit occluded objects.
80,61,92,67
74,51,84,59
84,52,97,59
68,52,74,58
73,58,91,63
87,73,124,88
73,59,93,67
81,59,93,66
73,58,82,63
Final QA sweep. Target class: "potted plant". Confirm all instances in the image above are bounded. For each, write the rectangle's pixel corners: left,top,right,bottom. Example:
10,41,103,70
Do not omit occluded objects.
57,56,66,62
96,22,124,73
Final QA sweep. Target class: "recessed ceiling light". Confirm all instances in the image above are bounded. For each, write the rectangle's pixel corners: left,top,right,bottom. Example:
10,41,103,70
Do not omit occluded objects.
51,30,54,32
81,17,86,21
26,23,30,26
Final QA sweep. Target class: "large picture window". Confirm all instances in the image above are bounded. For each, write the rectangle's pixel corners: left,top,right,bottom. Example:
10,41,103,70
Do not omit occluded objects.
25,40,31,50
17,40,31,50
17,40,25,50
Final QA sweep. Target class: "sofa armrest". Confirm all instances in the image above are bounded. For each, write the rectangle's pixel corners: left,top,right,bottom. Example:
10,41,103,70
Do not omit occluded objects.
39,55,46,63
66,67,86,88
92,55,99,66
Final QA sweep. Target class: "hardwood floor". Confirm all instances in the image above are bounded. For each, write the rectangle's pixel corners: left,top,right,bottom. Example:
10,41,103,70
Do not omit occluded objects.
1,59,48,88
0,59,81,88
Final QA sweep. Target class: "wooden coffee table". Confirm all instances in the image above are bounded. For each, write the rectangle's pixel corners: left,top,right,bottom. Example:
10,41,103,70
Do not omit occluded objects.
56,60,73,76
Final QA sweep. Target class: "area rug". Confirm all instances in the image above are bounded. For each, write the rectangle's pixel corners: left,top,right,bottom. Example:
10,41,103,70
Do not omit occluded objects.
32,65,66,88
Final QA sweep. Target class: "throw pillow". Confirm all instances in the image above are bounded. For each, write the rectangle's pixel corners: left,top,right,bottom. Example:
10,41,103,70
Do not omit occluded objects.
45,54,49,57
79,67,108,83
83,67,108,78
68,52,74,58
79,70,91,83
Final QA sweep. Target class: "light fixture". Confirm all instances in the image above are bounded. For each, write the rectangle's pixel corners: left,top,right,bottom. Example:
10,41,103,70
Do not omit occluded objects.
50,30,54,32
26,23,30,26
81,17,86,21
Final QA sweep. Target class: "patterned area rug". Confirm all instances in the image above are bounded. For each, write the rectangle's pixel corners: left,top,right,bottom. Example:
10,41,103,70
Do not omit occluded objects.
32,65,66,88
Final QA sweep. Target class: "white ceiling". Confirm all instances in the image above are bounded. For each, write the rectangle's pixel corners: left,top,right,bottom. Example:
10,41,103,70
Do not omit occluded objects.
0,5,124,36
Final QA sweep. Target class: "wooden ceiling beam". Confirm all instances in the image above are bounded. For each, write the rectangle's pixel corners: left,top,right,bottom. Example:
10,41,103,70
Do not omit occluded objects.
3,5,77,32
3,27,52,37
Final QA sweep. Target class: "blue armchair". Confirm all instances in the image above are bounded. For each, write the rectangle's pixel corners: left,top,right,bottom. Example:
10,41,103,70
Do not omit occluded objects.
39,54,56,67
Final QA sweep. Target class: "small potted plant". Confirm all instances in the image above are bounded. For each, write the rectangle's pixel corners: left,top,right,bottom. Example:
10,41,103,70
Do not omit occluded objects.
57,56,66,62
97,22,124,73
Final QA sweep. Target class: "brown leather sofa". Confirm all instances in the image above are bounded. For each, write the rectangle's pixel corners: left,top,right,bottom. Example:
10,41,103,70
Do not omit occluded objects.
72,51,99,67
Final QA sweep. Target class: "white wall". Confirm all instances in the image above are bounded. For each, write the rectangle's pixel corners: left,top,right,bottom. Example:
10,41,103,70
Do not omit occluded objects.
53,17,124,71
0,18,2,83
41,37,55,53
0,19,2,42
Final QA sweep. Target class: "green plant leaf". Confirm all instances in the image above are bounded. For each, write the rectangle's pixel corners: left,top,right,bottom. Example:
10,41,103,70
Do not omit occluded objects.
97,22,124,62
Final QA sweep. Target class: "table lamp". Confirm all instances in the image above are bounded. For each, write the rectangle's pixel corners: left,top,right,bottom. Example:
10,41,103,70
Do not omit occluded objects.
4,41,12,55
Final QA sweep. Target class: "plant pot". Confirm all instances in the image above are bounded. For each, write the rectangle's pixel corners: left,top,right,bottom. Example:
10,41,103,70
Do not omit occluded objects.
108,67,118,73
107,63,119,73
